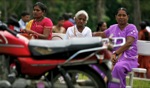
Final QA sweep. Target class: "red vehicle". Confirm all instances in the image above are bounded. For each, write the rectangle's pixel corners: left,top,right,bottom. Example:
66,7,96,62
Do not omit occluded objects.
0,19,125,88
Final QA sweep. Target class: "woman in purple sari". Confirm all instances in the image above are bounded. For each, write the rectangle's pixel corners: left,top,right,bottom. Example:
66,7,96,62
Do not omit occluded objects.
93,7,139,88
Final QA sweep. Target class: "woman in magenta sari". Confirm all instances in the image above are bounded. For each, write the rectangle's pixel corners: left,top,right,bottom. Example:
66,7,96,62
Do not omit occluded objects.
93,7,139,88
25,2,53,40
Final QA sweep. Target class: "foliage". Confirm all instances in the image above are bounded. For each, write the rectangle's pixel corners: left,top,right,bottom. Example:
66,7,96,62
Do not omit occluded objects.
0,0,150,31
140,0,150,20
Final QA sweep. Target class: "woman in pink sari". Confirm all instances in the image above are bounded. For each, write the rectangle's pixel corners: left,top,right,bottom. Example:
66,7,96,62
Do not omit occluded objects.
25,2,53,40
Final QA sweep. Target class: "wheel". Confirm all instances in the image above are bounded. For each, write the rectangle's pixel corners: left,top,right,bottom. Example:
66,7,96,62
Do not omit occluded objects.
51,65,106,88
0,55,10,80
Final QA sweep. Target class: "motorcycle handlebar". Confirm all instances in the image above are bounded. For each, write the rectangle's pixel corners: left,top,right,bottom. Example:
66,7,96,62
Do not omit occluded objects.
63,37,126,64
102,37,126,48
0,25,18,36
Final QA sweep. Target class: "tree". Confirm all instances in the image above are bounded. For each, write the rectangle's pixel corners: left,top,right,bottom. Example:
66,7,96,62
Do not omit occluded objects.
96,0,105,22
26,0,33,14
133,0,141,30
0,0,150,31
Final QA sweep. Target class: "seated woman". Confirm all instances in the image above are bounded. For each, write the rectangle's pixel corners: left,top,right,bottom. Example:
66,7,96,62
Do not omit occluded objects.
52,16,66,33
64,10,92,39
93,7,139,88
96,21,107,32
138,21,150,78
25,2,53,40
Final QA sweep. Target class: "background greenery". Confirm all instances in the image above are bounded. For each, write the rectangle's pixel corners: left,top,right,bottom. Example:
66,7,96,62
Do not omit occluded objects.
0,0,149,31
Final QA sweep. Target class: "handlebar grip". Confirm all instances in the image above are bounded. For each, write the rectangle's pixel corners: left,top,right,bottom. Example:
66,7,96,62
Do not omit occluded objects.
6,27,18,36
113,37,126,47
0,25,17,36
101,37,126,48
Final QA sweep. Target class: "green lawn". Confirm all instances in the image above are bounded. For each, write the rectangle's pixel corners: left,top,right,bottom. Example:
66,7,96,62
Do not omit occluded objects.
78,74,150,88
126,78,150,88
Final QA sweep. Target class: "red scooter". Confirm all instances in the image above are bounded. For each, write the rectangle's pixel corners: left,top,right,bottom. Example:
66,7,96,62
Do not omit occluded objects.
0,18,125,88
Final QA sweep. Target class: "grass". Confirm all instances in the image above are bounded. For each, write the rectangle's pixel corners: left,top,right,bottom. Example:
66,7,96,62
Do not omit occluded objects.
126,77,150,88
78,74,88,80
79,74,150,88
78,73,150,88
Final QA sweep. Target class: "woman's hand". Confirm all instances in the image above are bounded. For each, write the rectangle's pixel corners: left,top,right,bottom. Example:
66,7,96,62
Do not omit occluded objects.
111,53,118,65
92,32,102,36
92,32,106,38
24,29,34,34
92,32,97,36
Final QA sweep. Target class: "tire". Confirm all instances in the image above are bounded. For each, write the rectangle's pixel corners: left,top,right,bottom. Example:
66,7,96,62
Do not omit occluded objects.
51,65,107,88
0,55,10,79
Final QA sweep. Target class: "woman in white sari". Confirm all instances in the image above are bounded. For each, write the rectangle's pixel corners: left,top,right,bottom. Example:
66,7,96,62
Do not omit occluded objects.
64,10,92,39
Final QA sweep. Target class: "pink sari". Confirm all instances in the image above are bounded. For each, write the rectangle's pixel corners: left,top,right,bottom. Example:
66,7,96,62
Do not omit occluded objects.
26,17,53,40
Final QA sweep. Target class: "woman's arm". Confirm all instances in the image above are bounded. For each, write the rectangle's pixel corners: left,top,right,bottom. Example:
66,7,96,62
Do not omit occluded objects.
111,36,135,65
60,27,66,33
114,36,135,55
41,28,51,39
92,32,106,38
138,31,142,40
25,28,50,39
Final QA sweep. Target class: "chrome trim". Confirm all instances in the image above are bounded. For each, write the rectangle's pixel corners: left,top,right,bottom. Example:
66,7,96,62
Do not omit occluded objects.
0,39,2,42
64,46,107,64
0,44,24,47
31,64,51,66
0,33,8,44
62,37,126,65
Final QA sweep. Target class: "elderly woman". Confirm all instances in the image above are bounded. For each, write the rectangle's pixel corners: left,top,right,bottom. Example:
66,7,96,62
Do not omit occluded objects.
93,7,139,88
64,10,92,39
25,2,53,40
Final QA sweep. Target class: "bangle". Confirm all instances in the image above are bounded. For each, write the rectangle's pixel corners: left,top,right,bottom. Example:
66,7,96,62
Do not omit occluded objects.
113,51,119,56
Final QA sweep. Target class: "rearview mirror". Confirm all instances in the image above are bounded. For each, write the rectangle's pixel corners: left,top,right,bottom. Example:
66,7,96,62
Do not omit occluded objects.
0,25,7,31
7,16,20,27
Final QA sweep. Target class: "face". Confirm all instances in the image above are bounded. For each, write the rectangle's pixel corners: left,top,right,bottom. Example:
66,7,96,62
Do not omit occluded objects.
33,5,44,19
101,22,107,31
75,14,87,27
22,15,30,22
116,9,128,25
58,20,64,26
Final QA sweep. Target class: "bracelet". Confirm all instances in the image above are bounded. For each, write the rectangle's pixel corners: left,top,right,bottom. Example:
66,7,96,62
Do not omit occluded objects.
113,51,119,56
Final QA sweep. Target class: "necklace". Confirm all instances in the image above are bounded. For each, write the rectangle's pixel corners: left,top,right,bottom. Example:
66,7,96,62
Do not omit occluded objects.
35,16,44,22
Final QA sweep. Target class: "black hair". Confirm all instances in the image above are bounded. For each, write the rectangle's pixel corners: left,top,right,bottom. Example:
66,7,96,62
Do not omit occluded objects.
62,13,69,20
33,2,47,13
139,21,150,40
144,20,150,26
7,14,19,27
21,11,30,16
116,7,129,15
58,16,64,21
10,13,18,19
96,21,105,32
139,21,146,30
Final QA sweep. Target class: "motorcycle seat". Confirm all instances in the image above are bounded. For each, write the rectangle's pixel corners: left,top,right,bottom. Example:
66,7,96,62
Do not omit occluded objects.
28,37,103,59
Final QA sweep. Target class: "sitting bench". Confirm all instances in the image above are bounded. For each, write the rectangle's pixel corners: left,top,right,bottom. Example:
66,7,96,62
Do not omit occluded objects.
126,68,147,88
126,40,149,88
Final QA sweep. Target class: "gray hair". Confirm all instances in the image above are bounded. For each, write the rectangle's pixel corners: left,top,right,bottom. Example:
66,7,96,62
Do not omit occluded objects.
74,10,89,22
